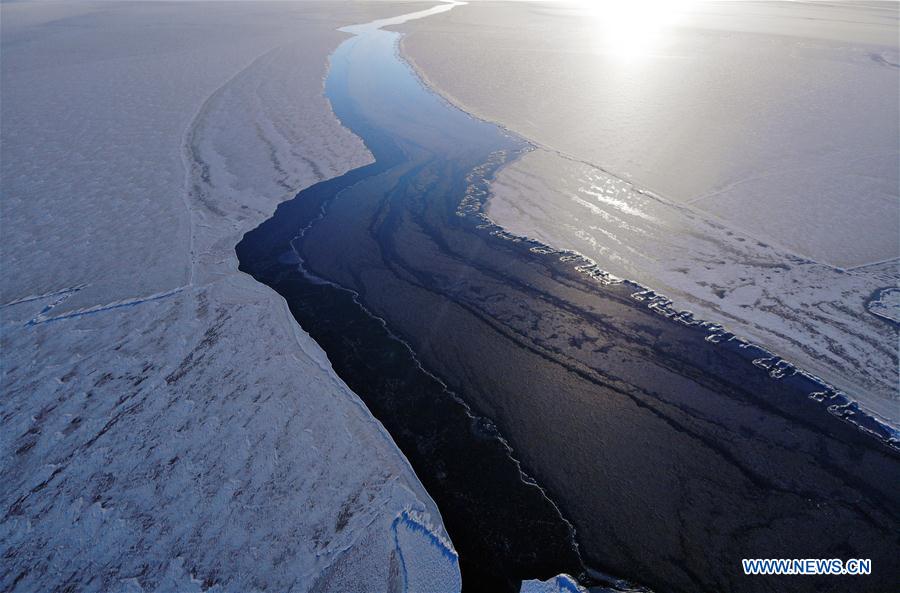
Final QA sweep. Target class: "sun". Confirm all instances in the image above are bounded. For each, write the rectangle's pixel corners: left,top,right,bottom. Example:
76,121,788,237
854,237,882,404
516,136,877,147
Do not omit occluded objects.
579,0,697,59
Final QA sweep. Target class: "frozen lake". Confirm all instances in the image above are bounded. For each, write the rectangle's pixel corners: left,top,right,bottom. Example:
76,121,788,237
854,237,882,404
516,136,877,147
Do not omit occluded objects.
239,2,900,592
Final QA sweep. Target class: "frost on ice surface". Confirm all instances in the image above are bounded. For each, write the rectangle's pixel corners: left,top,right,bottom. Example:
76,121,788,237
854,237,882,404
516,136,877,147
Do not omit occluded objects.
520,574,587,593
521,573,653,593
866,287,900,325
1,2,459,591
390,509,461,593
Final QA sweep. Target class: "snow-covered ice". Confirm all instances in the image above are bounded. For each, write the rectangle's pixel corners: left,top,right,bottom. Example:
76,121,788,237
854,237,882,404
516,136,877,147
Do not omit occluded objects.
520,572,645,593
1,1,460,591
867,287,900,325
520,574,587,593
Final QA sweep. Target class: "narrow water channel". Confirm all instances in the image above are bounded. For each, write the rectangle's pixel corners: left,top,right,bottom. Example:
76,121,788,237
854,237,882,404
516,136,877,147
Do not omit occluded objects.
237,5,900,593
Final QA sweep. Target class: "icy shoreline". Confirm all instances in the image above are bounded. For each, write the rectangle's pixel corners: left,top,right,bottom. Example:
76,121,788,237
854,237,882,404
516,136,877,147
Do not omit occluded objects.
449,145,900,449
451,142,900,453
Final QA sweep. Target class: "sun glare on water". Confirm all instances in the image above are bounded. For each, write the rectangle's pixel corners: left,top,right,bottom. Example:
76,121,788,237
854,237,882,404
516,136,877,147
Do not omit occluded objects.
579,0,696,59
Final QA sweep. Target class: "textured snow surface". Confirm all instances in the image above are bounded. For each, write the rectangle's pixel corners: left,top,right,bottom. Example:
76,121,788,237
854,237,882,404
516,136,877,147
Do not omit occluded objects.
1,2,459,592
398,1,899,425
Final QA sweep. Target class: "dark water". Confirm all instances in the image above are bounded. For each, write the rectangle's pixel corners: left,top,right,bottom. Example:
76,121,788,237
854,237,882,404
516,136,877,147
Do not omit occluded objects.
237,15,900,593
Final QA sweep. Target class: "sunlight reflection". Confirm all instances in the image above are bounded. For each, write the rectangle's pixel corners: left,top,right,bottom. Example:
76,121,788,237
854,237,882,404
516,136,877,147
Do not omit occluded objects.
579,0,696,59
